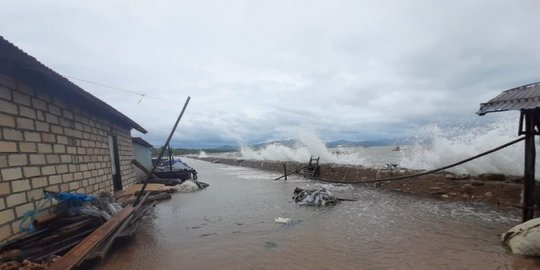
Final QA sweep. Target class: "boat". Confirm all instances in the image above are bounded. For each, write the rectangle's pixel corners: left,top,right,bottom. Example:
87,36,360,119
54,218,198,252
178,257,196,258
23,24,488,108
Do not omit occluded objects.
152,157,198,181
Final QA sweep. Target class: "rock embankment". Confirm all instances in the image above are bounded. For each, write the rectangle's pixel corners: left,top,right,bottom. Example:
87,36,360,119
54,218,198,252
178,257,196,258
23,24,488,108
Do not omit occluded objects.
193,157,523,206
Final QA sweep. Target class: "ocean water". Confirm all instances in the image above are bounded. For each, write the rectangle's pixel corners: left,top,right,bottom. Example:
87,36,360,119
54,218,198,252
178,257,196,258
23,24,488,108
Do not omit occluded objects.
202,115,530,177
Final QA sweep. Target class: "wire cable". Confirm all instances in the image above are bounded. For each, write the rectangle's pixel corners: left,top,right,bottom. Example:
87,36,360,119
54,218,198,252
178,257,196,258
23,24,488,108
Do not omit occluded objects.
284,136,526,184
0,58,183,105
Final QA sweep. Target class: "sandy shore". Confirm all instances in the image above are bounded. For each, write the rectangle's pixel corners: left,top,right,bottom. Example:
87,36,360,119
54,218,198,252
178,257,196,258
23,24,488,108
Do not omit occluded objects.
191,157,523,206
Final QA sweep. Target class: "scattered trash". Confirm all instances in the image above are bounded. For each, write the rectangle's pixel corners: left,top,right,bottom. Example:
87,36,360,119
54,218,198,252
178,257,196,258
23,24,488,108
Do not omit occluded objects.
501,217,540,256
274,217,292,224
292,187,337,206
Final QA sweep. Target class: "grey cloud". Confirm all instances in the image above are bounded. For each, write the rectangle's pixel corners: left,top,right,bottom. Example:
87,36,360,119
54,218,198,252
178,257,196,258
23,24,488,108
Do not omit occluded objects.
2,0,539,147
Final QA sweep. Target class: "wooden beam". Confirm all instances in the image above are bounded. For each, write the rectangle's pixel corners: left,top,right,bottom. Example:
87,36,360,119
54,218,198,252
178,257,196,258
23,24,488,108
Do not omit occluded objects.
132,159,159,179
49,206,135,270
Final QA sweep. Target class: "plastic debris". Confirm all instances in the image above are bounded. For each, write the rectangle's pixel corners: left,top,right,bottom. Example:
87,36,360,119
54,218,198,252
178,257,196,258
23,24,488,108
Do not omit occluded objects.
275,217,292,224
44,191,96,207
177,180,210,192
177,180,200,193
292,187,337,206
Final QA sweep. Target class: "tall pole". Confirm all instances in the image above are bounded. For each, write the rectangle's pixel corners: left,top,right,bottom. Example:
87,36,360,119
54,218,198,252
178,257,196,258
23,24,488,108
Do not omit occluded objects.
523,110,536,222
133,96,191,205
168,145,173,172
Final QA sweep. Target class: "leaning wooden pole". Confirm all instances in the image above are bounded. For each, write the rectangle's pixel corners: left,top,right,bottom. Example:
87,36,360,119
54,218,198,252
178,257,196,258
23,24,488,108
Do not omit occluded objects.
133,96,191,205
523,109,536,222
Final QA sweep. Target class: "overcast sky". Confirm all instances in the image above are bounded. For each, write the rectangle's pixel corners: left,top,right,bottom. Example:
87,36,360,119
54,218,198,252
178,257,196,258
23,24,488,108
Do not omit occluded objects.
2,1,540,148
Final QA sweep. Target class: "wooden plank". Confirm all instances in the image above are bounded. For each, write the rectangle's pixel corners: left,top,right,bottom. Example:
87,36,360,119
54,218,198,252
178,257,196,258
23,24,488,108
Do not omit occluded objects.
49,206,135,270
125,183,175,195
120,192,172,205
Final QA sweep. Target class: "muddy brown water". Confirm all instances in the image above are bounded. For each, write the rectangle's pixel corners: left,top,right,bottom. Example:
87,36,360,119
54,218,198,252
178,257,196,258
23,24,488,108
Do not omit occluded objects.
94,158,540,270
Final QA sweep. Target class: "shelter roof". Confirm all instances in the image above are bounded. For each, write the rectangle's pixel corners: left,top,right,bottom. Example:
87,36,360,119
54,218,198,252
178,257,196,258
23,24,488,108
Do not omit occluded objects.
478,82,540,115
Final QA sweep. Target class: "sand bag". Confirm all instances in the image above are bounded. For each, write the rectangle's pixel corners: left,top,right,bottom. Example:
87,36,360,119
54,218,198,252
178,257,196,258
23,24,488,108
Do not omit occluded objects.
501,217,540,256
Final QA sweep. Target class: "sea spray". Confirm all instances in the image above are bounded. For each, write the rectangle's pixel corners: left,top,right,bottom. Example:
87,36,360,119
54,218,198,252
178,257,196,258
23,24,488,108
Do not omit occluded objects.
238,114,533,176
239,131,369,165
400,114,526,176
198,150,208,158
240,132,339,163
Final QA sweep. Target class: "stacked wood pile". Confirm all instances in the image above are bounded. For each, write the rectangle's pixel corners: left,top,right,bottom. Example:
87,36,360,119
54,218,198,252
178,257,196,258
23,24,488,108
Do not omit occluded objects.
0,184,175,270
0,214,102,269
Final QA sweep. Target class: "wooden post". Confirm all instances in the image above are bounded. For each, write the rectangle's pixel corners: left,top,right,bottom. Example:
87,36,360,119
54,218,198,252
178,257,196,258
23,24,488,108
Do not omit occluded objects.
167,145,173,172
523,110,536,222
282,162,288,181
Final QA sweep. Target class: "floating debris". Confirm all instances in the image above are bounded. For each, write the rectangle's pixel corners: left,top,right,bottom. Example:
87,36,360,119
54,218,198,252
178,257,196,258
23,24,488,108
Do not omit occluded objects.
274,217,292,224
292,187,337,206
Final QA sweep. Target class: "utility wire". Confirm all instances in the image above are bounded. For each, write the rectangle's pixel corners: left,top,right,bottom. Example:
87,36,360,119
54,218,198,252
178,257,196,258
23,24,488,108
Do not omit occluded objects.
64,75,182,105
0,58,182,105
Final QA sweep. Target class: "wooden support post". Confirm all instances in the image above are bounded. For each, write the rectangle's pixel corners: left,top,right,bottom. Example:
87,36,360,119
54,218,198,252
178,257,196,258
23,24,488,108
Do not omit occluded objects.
523,110,536,222
282,162,288,181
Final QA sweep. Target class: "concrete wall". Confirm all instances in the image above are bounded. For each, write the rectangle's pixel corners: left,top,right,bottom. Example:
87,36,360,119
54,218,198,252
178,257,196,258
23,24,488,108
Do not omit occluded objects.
0,73,136,240
196,157,392,181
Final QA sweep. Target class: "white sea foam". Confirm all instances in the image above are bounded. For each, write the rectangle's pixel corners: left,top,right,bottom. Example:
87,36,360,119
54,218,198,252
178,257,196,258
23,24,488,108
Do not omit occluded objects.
198,150,208,158
400,114,524,176
239,131,368,165
237,114,530,176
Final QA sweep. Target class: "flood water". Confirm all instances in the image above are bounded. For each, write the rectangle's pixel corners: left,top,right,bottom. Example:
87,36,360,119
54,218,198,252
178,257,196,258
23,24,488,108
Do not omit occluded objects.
96,158,540,270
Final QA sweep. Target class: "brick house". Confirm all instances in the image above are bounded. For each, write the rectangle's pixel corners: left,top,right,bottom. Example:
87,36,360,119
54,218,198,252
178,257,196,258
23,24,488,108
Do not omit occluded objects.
0,36,147,241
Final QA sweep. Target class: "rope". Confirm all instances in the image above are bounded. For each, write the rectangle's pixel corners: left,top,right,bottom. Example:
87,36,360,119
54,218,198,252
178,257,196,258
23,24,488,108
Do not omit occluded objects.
307,136,526,184
19,193,55,232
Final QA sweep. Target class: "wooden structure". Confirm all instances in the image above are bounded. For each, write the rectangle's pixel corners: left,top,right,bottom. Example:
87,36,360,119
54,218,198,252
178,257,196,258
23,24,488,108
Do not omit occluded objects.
478,82,540,222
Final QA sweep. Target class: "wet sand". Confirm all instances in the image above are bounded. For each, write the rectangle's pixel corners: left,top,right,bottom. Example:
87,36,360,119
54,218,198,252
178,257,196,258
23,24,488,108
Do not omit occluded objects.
94,158,540,269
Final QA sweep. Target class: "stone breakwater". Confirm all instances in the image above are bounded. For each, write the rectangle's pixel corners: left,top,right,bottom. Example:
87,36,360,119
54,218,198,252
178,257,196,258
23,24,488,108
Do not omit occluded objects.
193,157,523,206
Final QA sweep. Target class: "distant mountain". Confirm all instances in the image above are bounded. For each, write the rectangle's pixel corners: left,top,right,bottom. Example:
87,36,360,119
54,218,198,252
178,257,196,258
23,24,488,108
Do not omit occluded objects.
215,144,240,151
326,137,422,148
250,139,297,150
191,137,428,153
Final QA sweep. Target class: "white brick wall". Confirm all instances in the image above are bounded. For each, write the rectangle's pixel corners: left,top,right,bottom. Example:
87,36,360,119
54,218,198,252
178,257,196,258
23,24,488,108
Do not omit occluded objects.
0,73,137,240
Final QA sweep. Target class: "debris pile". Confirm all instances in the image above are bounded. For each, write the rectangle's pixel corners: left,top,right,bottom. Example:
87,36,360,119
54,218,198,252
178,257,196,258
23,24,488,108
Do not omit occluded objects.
292,187,337,206
0,188,160,270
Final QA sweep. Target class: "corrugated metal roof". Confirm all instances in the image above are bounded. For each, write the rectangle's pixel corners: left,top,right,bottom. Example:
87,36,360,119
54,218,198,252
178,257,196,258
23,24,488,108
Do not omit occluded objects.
0,36,147,133
477,82,540,115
